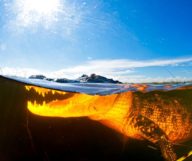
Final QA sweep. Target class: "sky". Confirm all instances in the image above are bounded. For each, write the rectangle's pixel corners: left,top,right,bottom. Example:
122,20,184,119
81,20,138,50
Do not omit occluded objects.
0,0,192,82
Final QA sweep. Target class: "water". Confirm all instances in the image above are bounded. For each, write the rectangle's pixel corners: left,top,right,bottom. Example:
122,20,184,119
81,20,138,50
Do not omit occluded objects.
0,75,192,161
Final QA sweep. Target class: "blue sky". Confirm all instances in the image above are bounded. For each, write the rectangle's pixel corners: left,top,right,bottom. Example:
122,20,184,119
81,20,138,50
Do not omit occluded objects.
0,0,192,82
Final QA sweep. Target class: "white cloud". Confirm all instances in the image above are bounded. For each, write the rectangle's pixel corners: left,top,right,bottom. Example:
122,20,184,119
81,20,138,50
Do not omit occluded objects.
49,57,192,78
0,67,41,77
88,57,192,68
1,57,192,82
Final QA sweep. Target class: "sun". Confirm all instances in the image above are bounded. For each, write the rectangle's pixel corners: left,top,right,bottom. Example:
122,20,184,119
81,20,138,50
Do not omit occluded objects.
14,0,63,28
9,0,84,35
22,0,61,16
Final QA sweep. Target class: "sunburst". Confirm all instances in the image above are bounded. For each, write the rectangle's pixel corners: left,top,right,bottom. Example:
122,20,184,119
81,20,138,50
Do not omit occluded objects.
13,0,63,29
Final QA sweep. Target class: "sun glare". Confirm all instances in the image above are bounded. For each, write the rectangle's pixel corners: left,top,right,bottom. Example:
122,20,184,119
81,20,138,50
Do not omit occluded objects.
22,0,61,15
10,0,83,34
14,0,63,28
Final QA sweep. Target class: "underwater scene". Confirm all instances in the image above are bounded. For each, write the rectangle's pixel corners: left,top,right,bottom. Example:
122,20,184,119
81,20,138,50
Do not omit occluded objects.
0,75,192,161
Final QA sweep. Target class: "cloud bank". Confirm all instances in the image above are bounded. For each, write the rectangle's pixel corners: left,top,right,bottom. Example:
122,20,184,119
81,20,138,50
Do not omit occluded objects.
1,57,192,83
